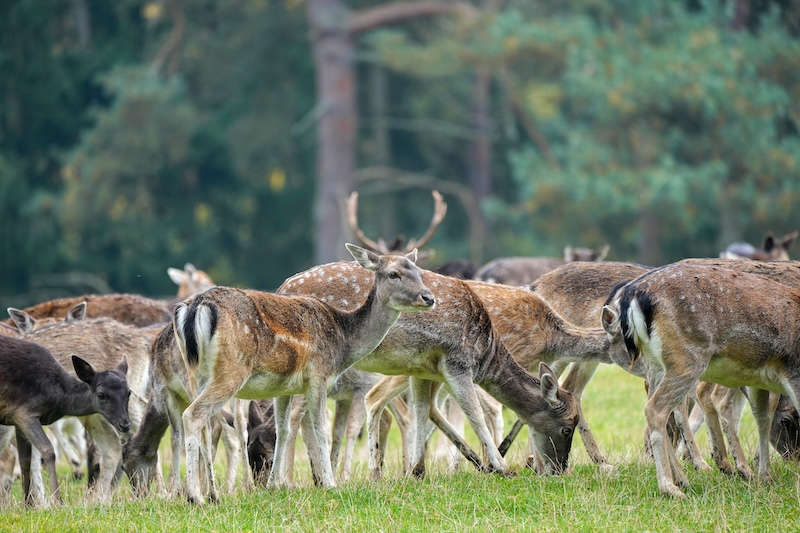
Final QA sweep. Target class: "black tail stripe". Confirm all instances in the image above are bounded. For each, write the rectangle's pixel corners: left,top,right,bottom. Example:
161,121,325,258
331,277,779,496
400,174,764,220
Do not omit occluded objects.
184,303,199,366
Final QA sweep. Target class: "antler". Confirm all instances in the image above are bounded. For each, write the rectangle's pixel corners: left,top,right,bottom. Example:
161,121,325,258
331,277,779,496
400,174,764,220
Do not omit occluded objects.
346,190,447,254
346,191,389,254
404,190,447,252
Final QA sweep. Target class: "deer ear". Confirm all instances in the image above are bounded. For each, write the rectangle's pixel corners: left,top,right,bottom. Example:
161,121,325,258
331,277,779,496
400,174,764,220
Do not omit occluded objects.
405,248,418,264
781,231,799,251
7,308,34,333
72,355,96,384
66,302,87,322
167,267,187,286
763,235,775,252
596,244,610,261
563,246,573,261
184,263,197,274
539,362,560,407
346,243,380,271
601,305,619,333
116,357,128,376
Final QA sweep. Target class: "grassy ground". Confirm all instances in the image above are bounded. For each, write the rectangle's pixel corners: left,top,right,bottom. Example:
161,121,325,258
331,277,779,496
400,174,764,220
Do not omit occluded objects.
2,365,799,532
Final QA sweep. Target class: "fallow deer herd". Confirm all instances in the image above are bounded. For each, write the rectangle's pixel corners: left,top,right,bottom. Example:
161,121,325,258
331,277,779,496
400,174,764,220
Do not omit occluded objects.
2,191,800,507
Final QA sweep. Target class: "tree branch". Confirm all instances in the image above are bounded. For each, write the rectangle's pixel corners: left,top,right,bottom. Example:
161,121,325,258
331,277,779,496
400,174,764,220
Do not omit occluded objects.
349,1,477,35
151,0,186,77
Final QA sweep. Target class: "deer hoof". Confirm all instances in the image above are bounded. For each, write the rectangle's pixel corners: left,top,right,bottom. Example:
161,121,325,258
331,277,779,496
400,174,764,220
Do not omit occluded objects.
661,483,686,499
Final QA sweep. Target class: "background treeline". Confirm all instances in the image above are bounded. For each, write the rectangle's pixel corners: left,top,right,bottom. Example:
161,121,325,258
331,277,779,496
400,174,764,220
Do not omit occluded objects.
2,0,799,305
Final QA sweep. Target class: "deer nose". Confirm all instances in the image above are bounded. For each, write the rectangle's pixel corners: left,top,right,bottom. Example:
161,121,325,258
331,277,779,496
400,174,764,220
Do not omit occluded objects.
119,420,131,433
419,292,435,307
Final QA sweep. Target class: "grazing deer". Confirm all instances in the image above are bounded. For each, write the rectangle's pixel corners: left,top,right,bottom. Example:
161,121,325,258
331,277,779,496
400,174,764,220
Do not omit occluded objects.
720,231,798,261
475,245,610,287
279,263,582,480
609,262,800,497
169,244,433,503
8,304,156,502
0,335,129,506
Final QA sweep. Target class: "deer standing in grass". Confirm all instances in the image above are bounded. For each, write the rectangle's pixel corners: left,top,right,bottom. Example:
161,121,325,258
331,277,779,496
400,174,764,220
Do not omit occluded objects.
0,335,129,506
171,244,433,503
607,262,800,497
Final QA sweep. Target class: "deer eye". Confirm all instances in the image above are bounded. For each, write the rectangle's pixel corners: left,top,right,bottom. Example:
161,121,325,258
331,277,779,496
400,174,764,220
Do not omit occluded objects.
97,392,108,401
561,427,573,437
388,272,401,280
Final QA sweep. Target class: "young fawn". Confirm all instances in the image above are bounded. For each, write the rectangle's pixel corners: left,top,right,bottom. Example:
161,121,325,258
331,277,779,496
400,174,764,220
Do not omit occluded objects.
0,335,129,506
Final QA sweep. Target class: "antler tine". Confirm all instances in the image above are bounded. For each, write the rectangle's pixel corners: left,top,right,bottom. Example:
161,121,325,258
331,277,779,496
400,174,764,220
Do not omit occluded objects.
405,190,448,252
346,191,388,254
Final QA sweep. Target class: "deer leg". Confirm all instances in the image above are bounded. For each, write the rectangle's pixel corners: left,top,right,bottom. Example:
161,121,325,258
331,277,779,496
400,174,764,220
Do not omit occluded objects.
645,373,697,498
748,387,773,482
84,417,122,504
233,399,254,491
477,388,504,446
696,381,735,476
440,359,508,475
409,377,436,478
340,395,365,482
304,377,336,489
184,392,230,505
436,392,465,472
218,413,240,493
387,396,411,472
330,398,351,476
267,395,291,488
287,395,307,487
717,386,753,480
49,420,83,480
674,400,710,471
366,375,408,480
561,362,609,467
16,418,59,506
165,394,185,496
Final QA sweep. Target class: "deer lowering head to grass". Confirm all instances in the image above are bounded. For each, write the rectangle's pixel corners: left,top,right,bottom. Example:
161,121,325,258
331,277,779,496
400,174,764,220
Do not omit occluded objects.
0,335,129,506
280,264,581,480
609,262,800,498
475,245,610,286
170,244,433,503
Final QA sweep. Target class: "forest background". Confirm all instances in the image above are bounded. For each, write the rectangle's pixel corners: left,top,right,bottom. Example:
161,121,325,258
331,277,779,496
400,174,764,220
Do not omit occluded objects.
2,0,799,305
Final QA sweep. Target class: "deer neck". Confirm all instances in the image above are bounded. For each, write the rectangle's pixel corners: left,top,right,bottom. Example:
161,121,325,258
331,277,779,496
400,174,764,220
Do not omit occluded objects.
477,347,548,426
546,315,611,363
60,379,97,418
336,280,400,371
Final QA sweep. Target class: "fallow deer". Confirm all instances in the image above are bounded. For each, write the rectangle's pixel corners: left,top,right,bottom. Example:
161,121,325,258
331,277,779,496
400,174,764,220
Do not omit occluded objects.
608,262,800,497
169,244,433,503
475,245,610,286
2,263,214,328
0,335,129,506
279,263,582,480
720,231,798,261
7,304,156,502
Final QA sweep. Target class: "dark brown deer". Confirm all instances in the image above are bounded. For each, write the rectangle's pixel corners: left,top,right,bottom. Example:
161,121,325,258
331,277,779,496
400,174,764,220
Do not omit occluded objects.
0,335,129,506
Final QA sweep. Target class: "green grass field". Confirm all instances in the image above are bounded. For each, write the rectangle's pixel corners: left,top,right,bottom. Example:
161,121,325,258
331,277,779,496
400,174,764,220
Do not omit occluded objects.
2,365,799,532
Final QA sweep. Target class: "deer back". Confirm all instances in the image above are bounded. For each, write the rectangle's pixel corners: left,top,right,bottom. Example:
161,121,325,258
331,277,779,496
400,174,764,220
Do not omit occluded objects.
475,257,565,286
3,294,170,328
619,264,800,372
